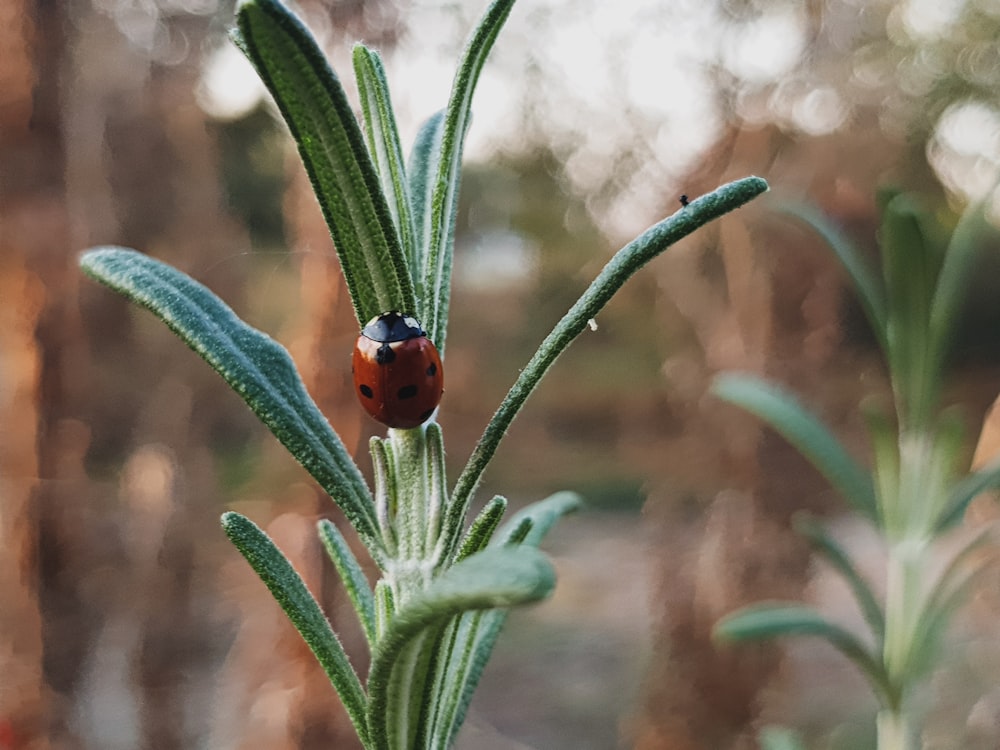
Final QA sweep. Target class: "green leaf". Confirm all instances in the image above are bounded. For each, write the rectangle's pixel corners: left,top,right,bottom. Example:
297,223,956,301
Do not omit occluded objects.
935,457,1000,532
715,603,893,708
880,195,941,427
367,546,555,750
426,491,580,746
422,0,519,350
222,512,370,745
778,202,887,351
455,495,508,562
319,519,377,648
353,44,417,278
80,248,381,554
446,177,769,558
407,111,445,313
928,201,988,397
712,373,878,522
795,515,885,643
236,0,415,323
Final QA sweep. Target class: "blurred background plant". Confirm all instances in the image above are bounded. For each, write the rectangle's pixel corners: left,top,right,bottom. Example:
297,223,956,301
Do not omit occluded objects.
713,192,1000,750
5,0,1000,748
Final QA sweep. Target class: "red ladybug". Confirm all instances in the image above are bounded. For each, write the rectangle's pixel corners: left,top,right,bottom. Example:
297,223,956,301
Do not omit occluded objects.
352,312,444,429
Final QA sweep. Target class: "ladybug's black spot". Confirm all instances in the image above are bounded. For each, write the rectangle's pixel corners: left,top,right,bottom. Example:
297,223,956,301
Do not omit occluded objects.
426,362,437,377
376,344,396,364
359,384,374,399
397,384,418,400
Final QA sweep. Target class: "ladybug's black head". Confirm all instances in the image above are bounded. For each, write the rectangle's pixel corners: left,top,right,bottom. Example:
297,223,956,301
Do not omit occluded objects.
362,311,425,343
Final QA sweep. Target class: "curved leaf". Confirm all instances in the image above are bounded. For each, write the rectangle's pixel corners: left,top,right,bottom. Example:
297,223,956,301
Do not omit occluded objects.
80,248,381,553
715,602,894,708
222,512,370,745
935,457,1000,532
795,515,885,642
236,0,415,323
446,177,769,559
367,546,555,750
713,372,878,522
778,202,887,351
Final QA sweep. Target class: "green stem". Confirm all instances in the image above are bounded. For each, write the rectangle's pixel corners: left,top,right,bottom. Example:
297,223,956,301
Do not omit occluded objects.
876,707,913,750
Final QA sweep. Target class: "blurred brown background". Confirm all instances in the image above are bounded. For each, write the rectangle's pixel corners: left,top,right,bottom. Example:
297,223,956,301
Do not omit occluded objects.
5,0,1000,748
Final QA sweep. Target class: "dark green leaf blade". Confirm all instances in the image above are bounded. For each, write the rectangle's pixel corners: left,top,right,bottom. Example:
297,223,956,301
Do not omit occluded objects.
236,0,415,323
222,512,370,745
80,247,380,552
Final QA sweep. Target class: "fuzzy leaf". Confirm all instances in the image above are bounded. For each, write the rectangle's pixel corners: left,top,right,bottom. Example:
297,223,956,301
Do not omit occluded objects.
353,44,417,276
80,248,380,552
447,177,769,558
235,0,415,323
319,519,377,647
407,111,445,310
713,373,878,522
422,0,518,350
455,495,508,562
222,512,369,744
367,546,555,750
427,491,580,747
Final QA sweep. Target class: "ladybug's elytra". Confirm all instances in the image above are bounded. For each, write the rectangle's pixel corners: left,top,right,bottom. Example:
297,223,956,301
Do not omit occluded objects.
351,312,444,429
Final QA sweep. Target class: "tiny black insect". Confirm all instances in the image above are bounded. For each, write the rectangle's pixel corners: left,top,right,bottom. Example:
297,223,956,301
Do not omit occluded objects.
679,194,690,207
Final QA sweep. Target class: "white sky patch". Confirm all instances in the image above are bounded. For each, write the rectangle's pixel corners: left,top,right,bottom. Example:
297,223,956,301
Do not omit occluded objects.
898,0,966,40
196,43,267,121
928,99,1000,201
723,6,808,84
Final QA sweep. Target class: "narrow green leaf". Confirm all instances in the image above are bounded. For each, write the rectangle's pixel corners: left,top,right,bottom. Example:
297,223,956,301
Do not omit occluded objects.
794,515,885,642
353,44,417,277
928,200,988,394
455,495,508,562
367,546,555,750
778,202,888,351
715,603,893,707
319,519,377,648
880,195,940,426
447,177,769,558
375,579,395,643
423,0,518,350
236,0,415,323
935,457,1000,532
493,490,582,548
80,248,381,553
713,372,878,522
222,512,370,745
427,491,581,746
407,111,445,312
905,530,993,679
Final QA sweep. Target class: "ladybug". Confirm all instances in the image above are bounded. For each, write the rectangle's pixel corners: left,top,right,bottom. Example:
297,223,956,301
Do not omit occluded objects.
351,312,444,429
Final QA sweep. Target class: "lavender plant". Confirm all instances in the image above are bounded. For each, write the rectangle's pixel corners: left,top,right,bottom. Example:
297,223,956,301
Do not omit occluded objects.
714,193,1000,750
80,0,767,747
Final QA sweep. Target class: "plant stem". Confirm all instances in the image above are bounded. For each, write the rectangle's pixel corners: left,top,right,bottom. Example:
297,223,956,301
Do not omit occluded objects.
876,707,912,750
